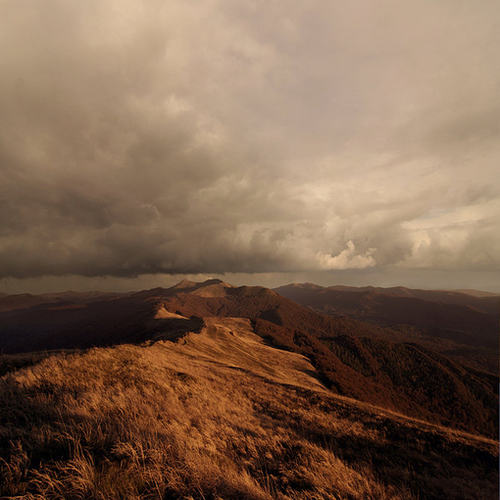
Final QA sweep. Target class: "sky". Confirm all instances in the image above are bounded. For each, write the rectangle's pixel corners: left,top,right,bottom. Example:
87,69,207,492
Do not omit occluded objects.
1,0,499,293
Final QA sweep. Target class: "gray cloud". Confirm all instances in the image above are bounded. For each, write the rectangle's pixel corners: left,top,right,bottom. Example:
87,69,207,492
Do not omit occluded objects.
0,0,499,287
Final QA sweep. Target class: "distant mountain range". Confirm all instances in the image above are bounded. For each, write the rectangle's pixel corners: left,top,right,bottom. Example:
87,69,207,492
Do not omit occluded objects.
0,279,497,438
275,282,499,374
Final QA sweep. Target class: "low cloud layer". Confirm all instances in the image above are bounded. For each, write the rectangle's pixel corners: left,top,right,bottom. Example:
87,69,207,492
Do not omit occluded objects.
1,0,499,286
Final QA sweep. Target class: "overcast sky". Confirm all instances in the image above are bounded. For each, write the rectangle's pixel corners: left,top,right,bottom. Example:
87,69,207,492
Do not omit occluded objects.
1,0,499,293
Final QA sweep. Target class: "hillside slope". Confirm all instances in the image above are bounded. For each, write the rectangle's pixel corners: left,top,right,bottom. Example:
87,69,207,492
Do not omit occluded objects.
274,283,499,373
0,318,497,500
0,279,497,438
153,281,498,437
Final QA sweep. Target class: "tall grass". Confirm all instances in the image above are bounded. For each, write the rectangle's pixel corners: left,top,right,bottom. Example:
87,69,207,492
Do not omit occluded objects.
0,323,497,499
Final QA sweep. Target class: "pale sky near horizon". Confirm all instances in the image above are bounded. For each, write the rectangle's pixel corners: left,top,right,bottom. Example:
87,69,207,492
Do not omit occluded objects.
1,0,499,293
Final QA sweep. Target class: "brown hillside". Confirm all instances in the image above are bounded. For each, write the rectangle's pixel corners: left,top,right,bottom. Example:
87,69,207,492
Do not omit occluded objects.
0,318,497,499
0,279,497,438
147,281,499,437
0,290,125,312
274,283,499,373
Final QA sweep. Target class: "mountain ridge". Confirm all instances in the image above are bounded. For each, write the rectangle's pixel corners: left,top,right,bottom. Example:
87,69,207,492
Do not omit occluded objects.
274,282,499,374
0,278,497,438
1,312,497,499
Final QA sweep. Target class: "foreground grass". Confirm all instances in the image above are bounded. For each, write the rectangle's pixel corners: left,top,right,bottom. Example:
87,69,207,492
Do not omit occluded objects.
0,319,497,499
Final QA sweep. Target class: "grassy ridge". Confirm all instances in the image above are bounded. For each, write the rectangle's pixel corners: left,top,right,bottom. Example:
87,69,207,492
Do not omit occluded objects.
160,283,498,438
0,321,497,499
1,281,497,441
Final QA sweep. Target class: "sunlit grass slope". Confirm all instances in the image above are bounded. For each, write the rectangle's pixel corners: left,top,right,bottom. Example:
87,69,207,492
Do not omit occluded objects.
1,318,497,499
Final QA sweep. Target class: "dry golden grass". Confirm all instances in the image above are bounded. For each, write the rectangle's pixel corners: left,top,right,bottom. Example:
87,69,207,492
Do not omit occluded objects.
0,318,497,499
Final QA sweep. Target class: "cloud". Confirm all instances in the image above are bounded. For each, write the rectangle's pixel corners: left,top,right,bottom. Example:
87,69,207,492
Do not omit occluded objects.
316,242,376,270
0,0,499,284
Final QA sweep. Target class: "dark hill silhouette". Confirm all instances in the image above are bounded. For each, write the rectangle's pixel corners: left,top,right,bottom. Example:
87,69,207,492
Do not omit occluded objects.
0,279,497,438
284,283,499,309
0,290,201,353
453,288,499,297
274,283,499,373
275,282,499,317
0,290,125,312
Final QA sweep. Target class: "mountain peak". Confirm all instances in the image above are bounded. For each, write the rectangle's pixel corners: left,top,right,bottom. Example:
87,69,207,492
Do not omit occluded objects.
188,279,233,297
202,278,230,287
169,278,235,298
172,278,234,290
171,279,198,289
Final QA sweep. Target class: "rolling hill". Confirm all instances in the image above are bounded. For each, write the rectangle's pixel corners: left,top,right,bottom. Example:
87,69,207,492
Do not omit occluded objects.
0,314,497,499
0,279,497,439
274,283,499,374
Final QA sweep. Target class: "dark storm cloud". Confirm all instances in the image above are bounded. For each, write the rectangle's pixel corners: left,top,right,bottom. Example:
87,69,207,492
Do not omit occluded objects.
0,0,499,281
